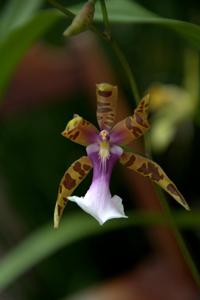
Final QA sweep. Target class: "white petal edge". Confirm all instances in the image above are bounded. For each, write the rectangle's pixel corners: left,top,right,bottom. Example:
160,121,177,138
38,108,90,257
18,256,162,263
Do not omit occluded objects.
68,194,127,225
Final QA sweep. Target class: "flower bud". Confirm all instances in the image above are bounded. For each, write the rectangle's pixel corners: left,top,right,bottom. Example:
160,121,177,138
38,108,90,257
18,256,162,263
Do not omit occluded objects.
63,1,95,37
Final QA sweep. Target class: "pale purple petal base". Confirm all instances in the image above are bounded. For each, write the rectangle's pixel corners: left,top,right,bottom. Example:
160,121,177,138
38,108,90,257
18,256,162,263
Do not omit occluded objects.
68,143,128,225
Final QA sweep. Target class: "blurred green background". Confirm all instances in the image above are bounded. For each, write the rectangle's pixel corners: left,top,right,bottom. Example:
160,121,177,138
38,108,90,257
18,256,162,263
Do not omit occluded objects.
0,0,200,299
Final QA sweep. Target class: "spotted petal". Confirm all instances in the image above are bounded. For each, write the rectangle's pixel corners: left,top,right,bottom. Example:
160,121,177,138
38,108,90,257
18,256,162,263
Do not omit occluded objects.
54,156,92,228
96,83,118,130
110,95,150,145
62,114,98,146
120,152,190,210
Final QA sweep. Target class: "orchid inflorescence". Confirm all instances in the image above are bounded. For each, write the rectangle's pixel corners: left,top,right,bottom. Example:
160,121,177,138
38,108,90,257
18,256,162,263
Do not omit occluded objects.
54,83,190,227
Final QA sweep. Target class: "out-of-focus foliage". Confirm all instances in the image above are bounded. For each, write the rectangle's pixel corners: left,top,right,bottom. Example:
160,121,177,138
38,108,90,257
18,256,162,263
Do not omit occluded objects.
149,84,195,152
2,0,200,100
70,0,200,48
0,0,45,38
149,49,199,152
0,0,60,99
1,210,200,292
0,0,200,299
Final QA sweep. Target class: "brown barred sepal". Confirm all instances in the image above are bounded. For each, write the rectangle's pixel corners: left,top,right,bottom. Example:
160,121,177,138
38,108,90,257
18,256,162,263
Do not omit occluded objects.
96,83,118,131
120,152,190,210
54,156,92,228
110,95,150,145
62,114,98,146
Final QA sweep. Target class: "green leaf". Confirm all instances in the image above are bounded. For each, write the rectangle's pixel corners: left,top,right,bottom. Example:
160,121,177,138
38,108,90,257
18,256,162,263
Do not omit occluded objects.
100,1,200,48
68,0,156,20
0,211,200,291
95,0,156,20
0,0,45,39
0,10,61,100
0,214,102,291
69,0,200,48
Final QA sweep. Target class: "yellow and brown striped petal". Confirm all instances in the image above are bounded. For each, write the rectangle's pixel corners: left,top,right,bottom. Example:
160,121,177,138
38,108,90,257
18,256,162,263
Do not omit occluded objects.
110,95,150,145
54,156,92,228
62,114,98,146
96,83,118,130
120,152,190,210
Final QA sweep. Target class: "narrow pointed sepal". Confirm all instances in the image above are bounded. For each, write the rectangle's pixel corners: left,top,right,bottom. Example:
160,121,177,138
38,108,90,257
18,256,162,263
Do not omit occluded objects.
63,1,95,37
96,83,118,130
62,114,98,146
110,94,150,145
120,152,190,210
54,156,92,228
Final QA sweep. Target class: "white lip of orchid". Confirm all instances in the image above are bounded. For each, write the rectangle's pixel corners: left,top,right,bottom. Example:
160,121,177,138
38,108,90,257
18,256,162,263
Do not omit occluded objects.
68,175,127,225
68,143,127,225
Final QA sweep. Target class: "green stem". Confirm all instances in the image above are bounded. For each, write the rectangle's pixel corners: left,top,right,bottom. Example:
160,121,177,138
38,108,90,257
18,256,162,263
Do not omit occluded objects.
48,0,74,18
48,0,140,102
109,38,140,104
100,0,110,34
157,188,200,287
99,0,140,103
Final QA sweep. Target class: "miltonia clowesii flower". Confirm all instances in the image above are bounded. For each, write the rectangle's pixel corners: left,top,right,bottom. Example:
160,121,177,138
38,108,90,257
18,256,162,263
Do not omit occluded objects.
54,83,190,227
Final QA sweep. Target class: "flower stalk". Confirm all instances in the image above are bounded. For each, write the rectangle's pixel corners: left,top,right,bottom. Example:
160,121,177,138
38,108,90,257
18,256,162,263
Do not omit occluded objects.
99,0,140,103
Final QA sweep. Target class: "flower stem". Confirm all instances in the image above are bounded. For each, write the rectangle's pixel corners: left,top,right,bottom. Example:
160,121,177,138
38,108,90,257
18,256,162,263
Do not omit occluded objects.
48,0,140,102
100,0,110,34
109,38,140,104
48,0,74,18
157,188,200,287
99,0,140,103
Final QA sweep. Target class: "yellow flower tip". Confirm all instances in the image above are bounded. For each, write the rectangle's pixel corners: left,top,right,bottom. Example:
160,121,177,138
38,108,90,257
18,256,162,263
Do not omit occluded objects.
54,222,59,229
54,212,60,229
148,85,169,110
179,196,190,211
61,131,66,137
143,93,150,106
185,203,191,211
96,83,116,92
61,115,82,136
146,93,150,101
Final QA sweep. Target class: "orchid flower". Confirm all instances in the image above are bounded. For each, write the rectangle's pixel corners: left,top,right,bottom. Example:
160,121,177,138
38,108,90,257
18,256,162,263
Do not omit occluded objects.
54,83,190,227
